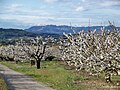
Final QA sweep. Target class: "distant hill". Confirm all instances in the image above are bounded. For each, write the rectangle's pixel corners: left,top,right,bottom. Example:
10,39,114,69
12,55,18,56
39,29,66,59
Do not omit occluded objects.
0,28,60,40
0,28,39,39
25,25,120,35
25,25,75,35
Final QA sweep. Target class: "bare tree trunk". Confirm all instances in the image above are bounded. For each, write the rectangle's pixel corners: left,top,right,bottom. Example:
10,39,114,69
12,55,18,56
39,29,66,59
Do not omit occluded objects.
37,60,41,69
105,73,112,83
36,45,46,69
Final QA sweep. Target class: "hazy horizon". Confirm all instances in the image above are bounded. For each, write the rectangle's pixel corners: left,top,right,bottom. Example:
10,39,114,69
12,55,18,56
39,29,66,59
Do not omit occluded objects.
0,0,120,29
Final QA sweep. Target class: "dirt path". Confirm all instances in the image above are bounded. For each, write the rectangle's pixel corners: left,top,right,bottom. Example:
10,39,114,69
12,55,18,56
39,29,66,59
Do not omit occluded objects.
0,64,54,90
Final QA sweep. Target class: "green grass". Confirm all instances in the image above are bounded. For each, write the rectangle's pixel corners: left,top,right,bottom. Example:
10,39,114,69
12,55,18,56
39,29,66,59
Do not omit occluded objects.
0,61,86,90
0,61,119,90
0,76,8,90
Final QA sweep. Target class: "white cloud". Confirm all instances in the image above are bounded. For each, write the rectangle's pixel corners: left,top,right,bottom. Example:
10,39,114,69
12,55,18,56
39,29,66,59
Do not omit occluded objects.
2,4,51,17
43,0,75,3
6,4,22,13
1,0,120,28
101,1,120,7
82,0,86,2
75,6,86,12
44,0,58,3
0,14,55,24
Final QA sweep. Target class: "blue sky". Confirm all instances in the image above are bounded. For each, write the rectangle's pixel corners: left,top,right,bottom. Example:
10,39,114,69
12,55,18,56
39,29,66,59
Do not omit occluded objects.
0,0,120,29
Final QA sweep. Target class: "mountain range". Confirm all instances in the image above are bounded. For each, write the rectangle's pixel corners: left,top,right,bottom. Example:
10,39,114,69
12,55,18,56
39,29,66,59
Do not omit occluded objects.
0,25,119,40
25,25,119,35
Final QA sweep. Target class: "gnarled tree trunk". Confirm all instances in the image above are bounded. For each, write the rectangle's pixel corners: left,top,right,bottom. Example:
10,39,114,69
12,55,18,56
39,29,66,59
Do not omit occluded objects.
37,60,41,69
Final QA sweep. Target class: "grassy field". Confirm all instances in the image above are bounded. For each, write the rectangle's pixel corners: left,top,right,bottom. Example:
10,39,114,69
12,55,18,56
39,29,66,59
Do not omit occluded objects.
0,61,120,90
0,76,8,90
